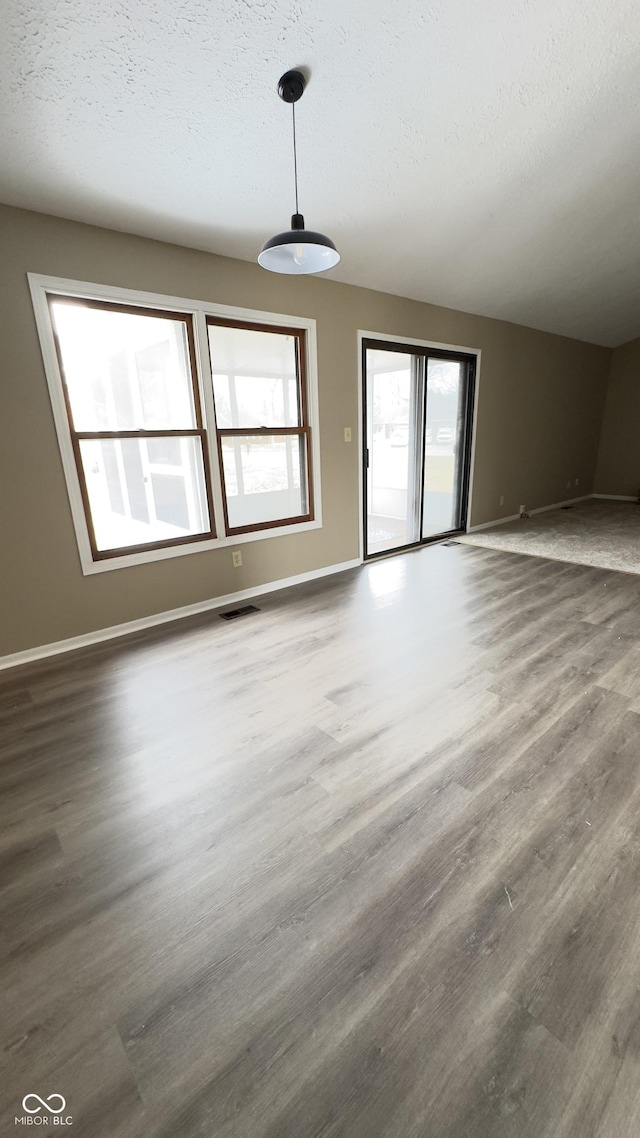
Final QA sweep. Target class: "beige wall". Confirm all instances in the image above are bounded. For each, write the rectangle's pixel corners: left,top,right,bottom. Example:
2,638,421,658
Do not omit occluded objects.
0,204,611,656
595,336,640,497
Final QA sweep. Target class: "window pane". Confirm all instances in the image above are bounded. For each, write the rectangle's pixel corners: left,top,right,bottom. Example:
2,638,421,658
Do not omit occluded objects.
221,434,308,529
50,301,197,430
423,360,465,537
79,436,210,551
208,324,301,428
366,349,422,555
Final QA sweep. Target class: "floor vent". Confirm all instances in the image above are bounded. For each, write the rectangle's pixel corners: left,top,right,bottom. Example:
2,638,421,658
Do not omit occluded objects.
560,505,573,510
219,604,260,621
442,540,461,546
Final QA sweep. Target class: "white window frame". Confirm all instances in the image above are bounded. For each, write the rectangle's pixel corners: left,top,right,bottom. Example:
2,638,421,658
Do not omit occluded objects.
28,274,322,575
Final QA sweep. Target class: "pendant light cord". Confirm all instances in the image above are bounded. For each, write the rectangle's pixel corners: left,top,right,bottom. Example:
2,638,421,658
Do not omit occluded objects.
292,102,299,215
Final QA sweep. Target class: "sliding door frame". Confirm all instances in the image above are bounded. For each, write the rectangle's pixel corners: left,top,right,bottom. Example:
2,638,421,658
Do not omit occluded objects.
358,331,481,562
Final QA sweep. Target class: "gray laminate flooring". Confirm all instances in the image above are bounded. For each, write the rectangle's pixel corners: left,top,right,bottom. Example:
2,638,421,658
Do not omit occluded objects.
2,542,640,1137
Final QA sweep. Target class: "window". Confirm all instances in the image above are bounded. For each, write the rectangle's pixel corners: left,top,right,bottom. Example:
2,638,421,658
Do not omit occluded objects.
207,318,313,533
29,276,321,573
48,297,215,558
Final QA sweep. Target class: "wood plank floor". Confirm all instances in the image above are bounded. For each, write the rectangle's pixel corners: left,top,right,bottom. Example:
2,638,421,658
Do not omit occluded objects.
2,542,640,1136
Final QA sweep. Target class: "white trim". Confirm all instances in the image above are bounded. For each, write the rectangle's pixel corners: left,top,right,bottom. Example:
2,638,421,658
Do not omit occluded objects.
356,329,481,557
0,558,361,672
467,494,591,532
4,491,635,671
77,518,324,573
468,512,522,532
193,307,226,538
357,329,482,357
29,277,96,571
592,493,637,502
27,273,322,574
27,272,319,328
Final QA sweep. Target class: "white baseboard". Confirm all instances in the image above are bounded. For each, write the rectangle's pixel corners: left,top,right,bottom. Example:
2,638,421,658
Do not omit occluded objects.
467,493,591,533
0,558,362,672
530,493,592,515
468,511,521,532
3,491,637,672
592,493,637,502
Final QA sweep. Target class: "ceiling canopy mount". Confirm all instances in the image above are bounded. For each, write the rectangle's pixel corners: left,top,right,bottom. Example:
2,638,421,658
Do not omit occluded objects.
277,69,306,104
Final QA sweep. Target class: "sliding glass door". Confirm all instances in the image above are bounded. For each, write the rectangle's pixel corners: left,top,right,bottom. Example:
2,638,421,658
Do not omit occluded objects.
363,340,475,559
422,357,468,539
364,349,422,555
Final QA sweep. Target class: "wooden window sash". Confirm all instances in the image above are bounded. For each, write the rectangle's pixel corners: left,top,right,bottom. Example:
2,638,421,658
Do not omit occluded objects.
47,295,216,560
206,317,314,536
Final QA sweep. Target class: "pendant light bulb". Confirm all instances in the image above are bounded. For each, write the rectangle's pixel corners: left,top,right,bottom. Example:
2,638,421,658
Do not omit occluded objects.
258,70,340,276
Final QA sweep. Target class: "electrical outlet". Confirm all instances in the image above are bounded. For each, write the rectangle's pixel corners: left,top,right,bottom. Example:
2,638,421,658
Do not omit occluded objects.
344,427,352,443
575,477,579,486
499,495,505,506
232,550,242,568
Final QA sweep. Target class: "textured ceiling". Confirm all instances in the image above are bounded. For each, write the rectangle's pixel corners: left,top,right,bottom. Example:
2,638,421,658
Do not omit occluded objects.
2,0,640,346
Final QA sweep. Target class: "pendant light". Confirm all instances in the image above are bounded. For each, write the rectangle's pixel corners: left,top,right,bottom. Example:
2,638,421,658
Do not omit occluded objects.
258,70,340,275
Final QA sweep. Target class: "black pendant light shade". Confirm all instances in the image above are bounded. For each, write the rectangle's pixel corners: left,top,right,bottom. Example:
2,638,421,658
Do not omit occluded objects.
258,212,340,275
258,71,340,275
